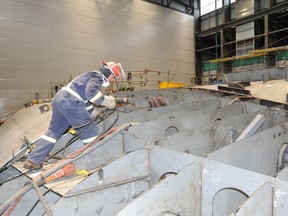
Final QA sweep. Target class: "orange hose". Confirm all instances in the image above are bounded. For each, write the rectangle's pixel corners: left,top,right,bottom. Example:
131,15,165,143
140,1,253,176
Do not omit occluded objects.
4,194,24,216
45,163,76,183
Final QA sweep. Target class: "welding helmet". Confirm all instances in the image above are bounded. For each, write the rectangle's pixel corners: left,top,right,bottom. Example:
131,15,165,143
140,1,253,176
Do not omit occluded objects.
102,61,125,79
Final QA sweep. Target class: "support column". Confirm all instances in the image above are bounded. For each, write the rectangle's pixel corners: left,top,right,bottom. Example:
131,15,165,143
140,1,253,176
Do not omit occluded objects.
220,0,232,73
264,0,276,68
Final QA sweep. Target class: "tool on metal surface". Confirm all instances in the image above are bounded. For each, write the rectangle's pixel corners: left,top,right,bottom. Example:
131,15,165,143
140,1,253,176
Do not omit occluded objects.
0,137,35,173
76,169,89,176
39,104,52,113
45,163,76,183
24,99,52,109
148,96,167,108
115,97,135,113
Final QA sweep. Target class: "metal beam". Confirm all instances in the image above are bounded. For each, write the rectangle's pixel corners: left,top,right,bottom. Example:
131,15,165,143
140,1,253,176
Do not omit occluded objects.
196,1,288,37
236,114,265,141
143,0,195,15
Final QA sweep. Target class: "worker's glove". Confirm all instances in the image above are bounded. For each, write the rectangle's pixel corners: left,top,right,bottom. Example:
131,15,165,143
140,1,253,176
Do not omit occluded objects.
101,95,116,109
90,108,99,118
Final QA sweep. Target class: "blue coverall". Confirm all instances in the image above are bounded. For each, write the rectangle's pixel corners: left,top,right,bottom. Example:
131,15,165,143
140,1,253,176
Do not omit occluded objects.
28,67,110,165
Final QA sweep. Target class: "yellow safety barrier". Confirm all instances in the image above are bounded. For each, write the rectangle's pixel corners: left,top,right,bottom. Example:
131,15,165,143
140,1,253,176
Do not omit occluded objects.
159,81,187,89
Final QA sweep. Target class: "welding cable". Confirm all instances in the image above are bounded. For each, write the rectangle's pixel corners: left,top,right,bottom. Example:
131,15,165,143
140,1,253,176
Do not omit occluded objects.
45,107,119,161
227,95,254,114
64,127,118,159
67,106,117,132
95,107,118,127
3,177,52,216
26,190,51,215
227,95,254,105
2,168,45,215
50,146,151,194
219,73,229,83
115,100,135,113
94,107,119,125
40,107,117,161
62,109,119,159
3,194,24,216
44,134,79,163
27,179,53,216
48,147,152,191
0,170,30,186
227,81,246,89
0,123,135,215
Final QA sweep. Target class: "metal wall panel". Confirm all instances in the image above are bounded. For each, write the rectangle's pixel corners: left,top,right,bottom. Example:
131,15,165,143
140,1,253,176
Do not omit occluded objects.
201,15,217,31
235,0,254,19
235,0,255,57
236,22,255,41
0,0,195,118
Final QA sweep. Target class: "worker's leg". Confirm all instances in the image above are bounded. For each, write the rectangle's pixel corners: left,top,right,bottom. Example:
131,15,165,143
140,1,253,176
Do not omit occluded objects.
75,120,98,144
27,96,70,166
25,90,98,169
57,97,99,144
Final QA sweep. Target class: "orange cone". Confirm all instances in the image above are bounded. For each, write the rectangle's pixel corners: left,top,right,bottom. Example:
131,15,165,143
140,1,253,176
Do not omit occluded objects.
45,163,76,183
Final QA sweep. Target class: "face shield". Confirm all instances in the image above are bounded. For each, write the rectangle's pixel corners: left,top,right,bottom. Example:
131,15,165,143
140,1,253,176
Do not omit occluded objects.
103,62,125,78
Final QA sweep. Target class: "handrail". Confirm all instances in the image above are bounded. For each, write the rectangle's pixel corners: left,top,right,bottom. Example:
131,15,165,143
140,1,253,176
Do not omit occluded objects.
116,68,196,91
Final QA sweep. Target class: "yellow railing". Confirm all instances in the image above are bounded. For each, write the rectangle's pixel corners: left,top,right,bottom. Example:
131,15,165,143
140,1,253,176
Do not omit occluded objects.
210,45,288,63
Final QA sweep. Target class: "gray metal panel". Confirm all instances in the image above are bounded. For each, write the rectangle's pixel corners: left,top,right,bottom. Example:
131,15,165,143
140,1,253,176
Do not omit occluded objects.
51,180,149,216
201,159,273,216
235,113,264,141
273,181,288,215
212,107,287,149
149,146,203,185
5,86,288,215
128,105,219,143
3,186,54,216
0,169,30,206
233,183,273,216
220,67,287,82
72,134,125,171
277,167,288,181
207,122,288,177
117,97,222,125
28,191,61,216
128,102,257,156
115,161,202,216
67,149,150,196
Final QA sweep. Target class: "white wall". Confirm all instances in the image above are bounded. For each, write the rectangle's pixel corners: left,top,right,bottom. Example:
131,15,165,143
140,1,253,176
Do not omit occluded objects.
0,0,195,118
0,0,195,83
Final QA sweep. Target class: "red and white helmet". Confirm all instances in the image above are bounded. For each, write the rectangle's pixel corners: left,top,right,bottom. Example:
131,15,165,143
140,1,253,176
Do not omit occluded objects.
102,61,125,78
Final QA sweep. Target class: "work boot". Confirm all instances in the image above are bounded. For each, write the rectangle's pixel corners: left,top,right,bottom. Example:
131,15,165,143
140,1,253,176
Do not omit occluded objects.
23,160,42,170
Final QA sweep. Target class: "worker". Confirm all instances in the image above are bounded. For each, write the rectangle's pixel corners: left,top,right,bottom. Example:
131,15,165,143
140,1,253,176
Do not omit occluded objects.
23,61,125,170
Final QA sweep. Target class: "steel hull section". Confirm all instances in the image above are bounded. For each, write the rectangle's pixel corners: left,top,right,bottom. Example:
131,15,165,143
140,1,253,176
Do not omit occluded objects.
1,87,288,215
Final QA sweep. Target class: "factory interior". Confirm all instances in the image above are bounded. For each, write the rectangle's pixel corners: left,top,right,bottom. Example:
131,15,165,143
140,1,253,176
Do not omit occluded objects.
1,0,288,215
